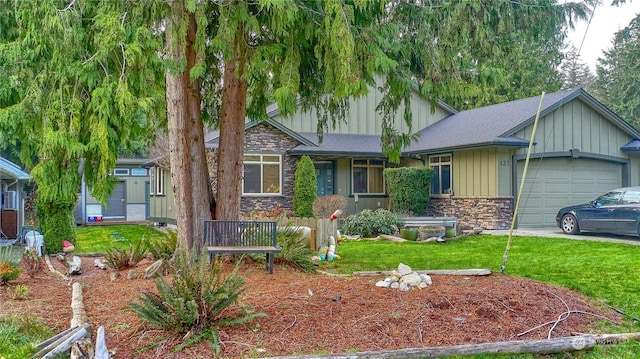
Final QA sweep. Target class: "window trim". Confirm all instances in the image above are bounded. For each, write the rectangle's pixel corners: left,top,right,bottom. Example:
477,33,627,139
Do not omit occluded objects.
113,168,130,176
131,168,147,176
242,153,283,196
150,167,165,196
351,158,386,195
428,154,452,196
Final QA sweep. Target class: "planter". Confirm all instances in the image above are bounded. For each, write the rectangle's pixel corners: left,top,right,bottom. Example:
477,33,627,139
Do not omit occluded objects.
400,228,419,241
445,227,456,238
419,225,446,240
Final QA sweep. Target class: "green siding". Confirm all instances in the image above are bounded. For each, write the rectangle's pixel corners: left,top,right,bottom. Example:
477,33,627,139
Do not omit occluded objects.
516,99,632,158
454,148,499,196
273,86,451,136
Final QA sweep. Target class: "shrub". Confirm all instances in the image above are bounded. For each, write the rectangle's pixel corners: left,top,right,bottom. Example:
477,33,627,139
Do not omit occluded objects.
126,248,264,353
0,246,21,284
275,224,316,272
312,195,348,218
38,201,76,254
104,240,147,270
12,285,30,300
21,249,44,278
144,231,177,261
292,156,317,218
341,209,403,238
384,167,433,215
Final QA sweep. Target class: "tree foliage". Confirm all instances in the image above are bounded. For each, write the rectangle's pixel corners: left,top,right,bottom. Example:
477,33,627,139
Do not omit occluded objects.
559,46,596,91
594,13,640,129
0,1,166,243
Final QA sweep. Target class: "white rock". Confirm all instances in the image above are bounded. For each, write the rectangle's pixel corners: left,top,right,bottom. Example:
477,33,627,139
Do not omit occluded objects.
420,274,433,285
419,282,428,289
389,275,400,283
399,272,422,287
376,280,391,287
390,282,400,289
399,282,412,291
397,263,412,276
390,270,401,278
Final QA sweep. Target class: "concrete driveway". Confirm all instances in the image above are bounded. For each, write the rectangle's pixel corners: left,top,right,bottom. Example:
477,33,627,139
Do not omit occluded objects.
486,227,640,246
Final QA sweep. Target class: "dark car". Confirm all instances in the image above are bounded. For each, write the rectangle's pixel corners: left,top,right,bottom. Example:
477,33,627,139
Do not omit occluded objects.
556,186,640,236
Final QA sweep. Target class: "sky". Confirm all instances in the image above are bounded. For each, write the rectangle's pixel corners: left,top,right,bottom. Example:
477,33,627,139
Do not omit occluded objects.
566,1,640,70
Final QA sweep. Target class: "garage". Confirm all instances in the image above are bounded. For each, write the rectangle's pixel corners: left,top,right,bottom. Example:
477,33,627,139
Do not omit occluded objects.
515,157,623,227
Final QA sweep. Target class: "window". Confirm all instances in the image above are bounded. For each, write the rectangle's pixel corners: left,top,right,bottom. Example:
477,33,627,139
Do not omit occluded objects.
595,190,622,206
429,154,452,195
150,167,165,195
131,168,147,176
351,159,385,194
622,190,640,204
243,154,282,195
113,168,130,176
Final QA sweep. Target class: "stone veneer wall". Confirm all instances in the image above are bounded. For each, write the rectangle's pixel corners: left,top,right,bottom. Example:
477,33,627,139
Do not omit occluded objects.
426,196,514,230
242,123,300,215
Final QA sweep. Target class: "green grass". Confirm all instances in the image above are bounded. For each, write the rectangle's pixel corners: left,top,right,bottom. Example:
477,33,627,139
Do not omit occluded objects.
74,224,168,254
320,234,640,358
0,315,52,359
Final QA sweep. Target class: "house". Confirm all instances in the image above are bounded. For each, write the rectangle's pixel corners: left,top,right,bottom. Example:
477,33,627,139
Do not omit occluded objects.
75,158,151,225
0,156,30,239
148,88,640,230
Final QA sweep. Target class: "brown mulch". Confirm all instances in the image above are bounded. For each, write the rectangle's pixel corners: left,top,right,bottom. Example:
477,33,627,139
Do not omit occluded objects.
0,255,622,358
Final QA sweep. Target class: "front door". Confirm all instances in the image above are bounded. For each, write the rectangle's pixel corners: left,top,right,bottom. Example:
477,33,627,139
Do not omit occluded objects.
315,162,334,196
103,181,126,220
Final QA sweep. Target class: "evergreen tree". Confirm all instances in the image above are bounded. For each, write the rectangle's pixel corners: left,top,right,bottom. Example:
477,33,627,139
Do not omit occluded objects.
0,1,165,250
559,46,596,91
292,156,317,218
594,14,640,129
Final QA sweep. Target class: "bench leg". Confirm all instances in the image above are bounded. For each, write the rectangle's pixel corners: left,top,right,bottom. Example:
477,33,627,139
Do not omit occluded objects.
266,252,274,274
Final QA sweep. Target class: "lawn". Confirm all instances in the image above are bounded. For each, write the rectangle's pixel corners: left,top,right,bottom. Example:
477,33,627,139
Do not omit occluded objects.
73,224,168,254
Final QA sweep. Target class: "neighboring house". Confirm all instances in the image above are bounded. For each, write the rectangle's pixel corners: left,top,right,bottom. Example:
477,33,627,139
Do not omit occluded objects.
75,158,151,225
0,157,30,239
148,87,640,230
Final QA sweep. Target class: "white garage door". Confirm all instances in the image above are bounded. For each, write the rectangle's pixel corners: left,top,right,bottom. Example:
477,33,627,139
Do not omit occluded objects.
516,158,622,227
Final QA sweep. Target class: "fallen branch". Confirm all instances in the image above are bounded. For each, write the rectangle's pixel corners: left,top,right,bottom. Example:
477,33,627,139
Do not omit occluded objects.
261,333,640,359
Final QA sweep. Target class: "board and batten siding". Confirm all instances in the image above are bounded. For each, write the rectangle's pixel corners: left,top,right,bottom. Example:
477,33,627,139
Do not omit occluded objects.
515,99,632,157
148,170,176,225
453,148,500,197
272,87,450,135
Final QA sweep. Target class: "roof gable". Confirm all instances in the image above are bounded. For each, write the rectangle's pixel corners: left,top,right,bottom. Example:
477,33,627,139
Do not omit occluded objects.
403,88,640,154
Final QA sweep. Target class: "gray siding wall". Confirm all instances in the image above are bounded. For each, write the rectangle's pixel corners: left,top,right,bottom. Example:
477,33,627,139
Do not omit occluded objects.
272,87,450,136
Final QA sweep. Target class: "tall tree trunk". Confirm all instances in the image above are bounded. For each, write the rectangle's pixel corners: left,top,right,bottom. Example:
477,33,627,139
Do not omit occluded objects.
165,4,212,251
216,30,248,221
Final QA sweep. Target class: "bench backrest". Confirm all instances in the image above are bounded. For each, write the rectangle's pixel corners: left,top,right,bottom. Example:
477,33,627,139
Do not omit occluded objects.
204,220,277,247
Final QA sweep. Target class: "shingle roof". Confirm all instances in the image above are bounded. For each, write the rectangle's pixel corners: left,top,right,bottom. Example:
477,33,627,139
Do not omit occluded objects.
0,157,30,180
403,88,640,154
402,89,573,154
289,133,385,157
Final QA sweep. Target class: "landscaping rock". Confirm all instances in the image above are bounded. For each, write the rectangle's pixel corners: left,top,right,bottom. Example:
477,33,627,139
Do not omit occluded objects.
126,269,138,280
144,259,166,279
94,259,107,270
377,263,434,290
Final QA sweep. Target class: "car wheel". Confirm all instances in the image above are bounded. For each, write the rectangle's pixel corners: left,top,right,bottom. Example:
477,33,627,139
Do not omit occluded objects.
561,214,580,235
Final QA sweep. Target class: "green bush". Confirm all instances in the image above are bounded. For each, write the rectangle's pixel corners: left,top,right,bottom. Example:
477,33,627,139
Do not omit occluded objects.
144,230,177,261
104,240,147,270
38,202,76,254
0,246,21,283
275,224,316,272
292,155,317,218
384,167,433,215
126,248,263,353
341,209,403,238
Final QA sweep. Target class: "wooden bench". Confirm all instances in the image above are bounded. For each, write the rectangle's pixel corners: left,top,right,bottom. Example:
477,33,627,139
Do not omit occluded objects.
204,220,281,274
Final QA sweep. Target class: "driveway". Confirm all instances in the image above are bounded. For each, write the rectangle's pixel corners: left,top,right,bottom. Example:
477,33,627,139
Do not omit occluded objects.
485,227,640,246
